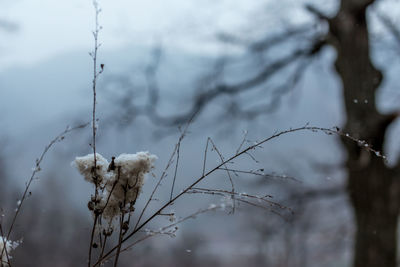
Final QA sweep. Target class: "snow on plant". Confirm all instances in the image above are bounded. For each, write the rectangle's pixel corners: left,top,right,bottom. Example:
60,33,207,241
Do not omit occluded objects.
73,153,109,185
0,123,86,266
73,152,157,222
0,1,390,267
0,236,19,266
69,2,390,267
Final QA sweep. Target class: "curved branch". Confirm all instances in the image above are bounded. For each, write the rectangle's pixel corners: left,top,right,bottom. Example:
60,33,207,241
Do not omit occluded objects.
143,44,321,126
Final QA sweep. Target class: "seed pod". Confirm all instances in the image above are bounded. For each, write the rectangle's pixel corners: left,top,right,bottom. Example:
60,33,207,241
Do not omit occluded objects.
88,201,95,211
122,221,129,231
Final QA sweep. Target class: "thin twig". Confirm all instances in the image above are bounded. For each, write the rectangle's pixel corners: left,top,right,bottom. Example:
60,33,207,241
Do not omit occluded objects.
94,125,382,266
134,115,195,231
169,137,181,201
216,167,301,183
202,137,210,177
188,188,289,220
113,178,132,267
100,205,221,263
113,213,125,267
0,223,11,267
189,187,290,213
88,214,99,267
236,130,248,155
207,137,236,211
1,123,88,260
102,167,121,214
99,235,108,260
88,1,104,266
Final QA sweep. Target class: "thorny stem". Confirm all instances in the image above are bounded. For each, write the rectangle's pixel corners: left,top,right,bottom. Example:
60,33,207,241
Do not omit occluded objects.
94,125,384,266
0,123,88,263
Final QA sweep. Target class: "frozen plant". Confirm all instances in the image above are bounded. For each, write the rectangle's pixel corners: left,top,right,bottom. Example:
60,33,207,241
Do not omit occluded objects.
0,236,19,266
72,2,389,267
73,152,157,222
73,153,109,186
73,151,156,267
0,124,86,267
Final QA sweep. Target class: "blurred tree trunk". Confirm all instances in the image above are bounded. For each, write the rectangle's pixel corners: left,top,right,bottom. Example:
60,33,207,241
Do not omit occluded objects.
328,0,400,266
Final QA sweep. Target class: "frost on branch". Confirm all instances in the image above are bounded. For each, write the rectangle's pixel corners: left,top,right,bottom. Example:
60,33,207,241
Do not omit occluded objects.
72,152,157,221
0,236,20,266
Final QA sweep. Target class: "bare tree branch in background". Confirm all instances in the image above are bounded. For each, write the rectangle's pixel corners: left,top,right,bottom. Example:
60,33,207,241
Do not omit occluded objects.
0,19,18,33
0,123,88,265
90,124,383,266
103,25,327,127
101,1,400,266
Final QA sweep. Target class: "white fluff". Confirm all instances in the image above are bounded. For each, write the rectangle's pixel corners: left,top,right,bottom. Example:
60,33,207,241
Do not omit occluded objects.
0,236,19,266
73,152,157,221
73,153,109,184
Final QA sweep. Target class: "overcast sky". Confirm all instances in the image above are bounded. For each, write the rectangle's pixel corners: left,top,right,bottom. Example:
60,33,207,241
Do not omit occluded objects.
0,0,273,70
0,0,398,71
0,0,344,71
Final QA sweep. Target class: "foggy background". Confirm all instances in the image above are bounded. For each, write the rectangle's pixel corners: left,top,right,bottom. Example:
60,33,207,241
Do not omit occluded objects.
1,0,400,266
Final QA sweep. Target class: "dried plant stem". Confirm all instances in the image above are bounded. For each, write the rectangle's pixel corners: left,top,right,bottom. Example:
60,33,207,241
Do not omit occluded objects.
202,138,210,176
169,139,181,201
88,1,103,266
99,235,108,260
189,187,289,212
206,137,236,211
216,167,300,182
94,125,381,266
134,117,193,231
113,213,125,267
91,7,99,167
235,130,248,155
188,188,288,218
0,123,88,262
113,179,131,267
101,205,221,263
88,214,99,267
0,223,11,267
